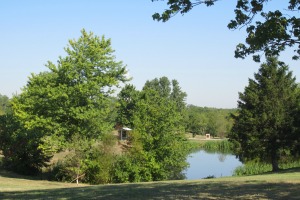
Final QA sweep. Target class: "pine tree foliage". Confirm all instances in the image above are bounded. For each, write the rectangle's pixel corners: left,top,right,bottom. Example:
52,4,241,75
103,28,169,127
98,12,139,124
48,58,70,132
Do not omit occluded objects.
229,57,300,171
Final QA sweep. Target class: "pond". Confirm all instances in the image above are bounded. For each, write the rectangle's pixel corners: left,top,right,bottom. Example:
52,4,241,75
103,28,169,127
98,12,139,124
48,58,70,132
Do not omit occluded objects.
184,150,243,180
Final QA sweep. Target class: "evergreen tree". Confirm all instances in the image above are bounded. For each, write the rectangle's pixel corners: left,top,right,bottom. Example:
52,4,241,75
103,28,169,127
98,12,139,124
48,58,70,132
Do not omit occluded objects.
229,57,300,171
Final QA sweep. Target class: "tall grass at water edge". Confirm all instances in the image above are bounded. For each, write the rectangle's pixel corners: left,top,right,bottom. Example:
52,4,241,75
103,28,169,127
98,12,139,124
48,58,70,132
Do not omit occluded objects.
233,160,300,176
189,139,233,153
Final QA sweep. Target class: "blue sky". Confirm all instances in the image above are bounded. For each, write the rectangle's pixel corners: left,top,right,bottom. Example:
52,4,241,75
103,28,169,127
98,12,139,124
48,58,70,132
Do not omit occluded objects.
1,1,299,108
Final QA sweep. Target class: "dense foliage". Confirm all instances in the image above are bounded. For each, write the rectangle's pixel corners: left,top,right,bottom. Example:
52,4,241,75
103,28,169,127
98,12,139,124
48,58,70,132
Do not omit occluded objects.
0,76,191,183
50,133,117,184
0,31,191,182
0,29,128,175
229,57,300,171
152,0,300,62
0,114,52,175
114,77,190,182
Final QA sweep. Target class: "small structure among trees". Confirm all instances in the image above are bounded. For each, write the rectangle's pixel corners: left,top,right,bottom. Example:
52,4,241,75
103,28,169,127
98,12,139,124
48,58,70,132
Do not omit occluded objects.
118,127,132,140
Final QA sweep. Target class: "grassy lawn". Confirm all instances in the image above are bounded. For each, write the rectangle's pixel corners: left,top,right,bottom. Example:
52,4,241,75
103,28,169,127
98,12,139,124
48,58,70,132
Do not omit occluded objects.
1,168,300,199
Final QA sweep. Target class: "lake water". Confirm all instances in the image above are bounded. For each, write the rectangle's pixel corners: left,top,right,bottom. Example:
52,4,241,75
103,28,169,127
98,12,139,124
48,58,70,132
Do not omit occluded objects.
184,150,243,180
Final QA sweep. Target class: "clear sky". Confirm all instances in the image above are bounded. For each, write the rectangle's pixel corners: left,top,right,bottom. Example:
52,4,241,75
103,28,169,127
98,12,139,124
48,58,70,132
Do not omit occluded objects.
1,1,299,108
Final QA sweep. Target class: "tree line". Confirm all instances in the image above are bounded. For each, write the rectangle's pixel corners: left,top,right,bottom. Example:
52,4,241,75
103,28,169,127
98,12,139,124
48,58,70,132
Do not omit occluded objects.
185,105,235,138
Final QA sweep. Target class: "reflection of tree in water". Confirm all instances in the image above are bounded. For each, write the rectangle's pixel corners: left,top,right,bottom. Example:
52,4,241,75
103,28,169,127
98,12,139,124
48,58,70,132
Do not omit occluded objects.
218,154,226,162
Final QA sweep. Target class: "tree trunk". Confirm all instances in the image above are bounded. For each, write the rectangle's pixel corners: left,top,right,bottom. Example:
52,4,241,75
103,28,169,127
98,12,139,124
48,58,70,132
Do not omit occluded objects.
271,150,280,172
271,159,280,172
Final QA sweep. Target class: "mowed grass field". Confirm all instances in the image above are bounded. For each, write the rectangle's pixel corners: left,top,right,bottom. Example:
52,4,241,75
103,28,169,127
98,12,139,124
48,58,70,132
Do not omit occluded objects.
0,168,300,200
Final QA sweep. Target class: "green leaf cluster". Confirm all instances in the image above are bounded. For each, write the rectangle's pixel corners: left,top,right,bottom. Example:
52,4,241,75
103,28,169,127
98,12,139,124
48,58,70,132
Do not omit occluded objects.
152,0,300,61
114,77,190,182
0,115,52,175
0,29,128,175
152,0,216,22
13,29,128,144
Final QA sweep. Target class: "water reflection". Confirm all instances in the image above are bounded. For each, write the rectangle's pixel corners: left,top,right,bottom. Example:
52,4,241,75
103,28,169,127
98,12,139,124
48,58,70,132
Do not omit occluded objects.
184,150,243,180
218,154,226,162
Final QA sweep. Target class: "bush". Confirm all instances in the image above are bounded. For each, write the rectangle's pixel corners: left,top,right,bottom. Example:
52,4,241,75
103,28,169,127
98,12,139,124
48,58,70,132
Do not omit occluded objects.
0,115,52,175
111,153,153,183
46,133,117,184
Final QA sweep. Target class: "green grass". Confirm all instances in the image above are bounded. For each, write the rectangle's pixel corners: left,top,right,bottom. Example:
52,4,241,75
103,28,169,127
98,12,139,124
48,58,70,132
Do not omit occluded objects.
1,168,300,199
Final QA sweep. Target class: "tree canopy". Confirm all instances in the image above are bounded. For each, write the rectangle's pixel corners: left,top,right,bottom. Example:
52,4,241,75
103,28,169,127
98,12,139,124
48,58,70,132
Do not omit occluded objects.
114,77,190,181
13,29,128,142
229,57,300,171
152,0,300,62
0,29,129,174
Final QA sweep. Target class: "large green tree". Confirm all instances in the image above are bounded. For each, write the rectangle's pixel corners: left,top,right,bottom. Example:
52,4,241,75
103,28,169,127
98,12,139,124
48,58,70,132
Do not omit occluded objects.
114,77,190,182
13,29,128,142
152,0,300,62
133,88,189,180
229,57,300,171
1,29,128,174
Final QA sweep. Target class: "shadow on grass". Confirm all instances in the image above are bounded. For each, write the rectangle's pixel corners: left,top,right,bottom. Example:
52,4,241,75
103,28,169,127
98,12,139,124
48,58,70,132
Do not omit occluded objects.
1,167,300,199
260,167,300,175
0,169,44,181
0,165,61,181
0,181,300,200
278,167,300,173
